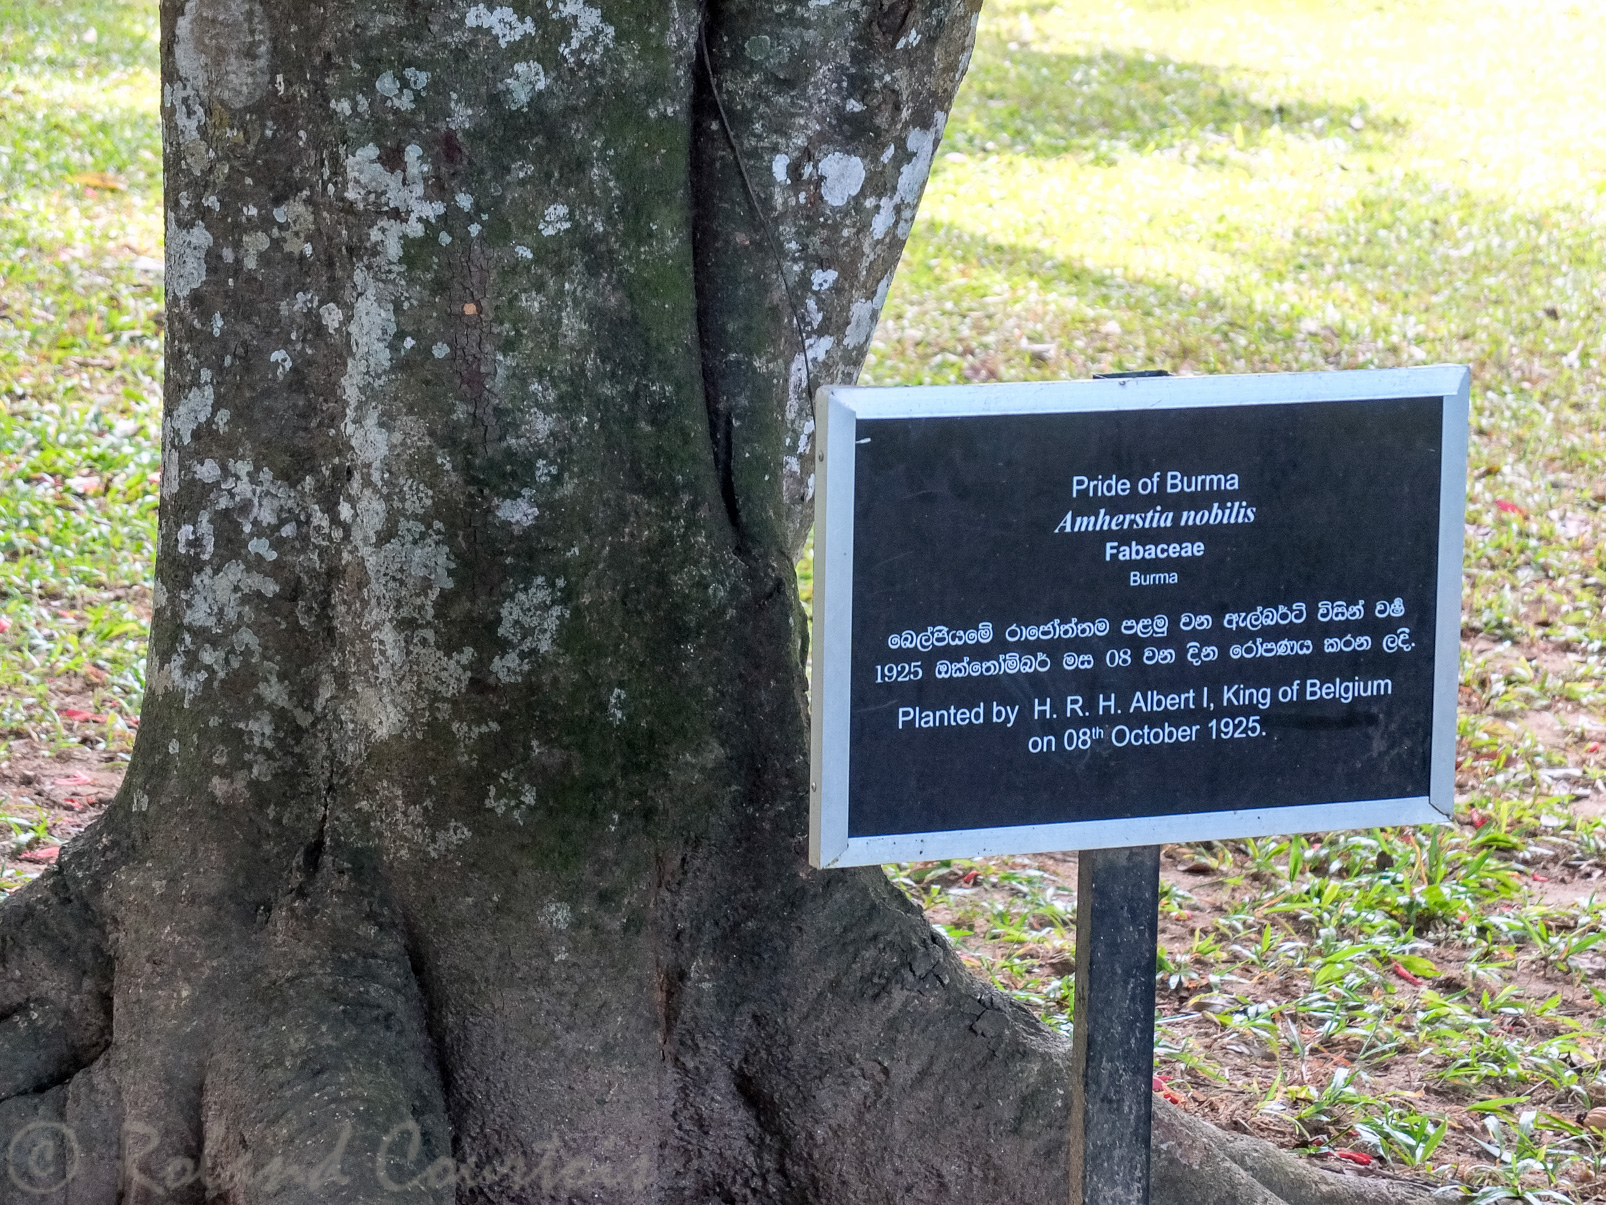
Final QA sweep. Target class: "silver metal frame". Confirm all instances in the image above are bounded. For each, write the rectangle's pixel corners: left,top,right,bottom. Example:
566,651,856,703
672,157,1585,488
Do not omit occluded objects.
810,366,1472,869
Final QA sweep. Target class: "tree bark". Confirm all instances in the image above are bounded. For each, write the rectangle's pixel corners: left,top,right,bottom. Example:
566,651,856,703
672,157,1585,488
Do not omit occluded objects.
0,0,1435,1202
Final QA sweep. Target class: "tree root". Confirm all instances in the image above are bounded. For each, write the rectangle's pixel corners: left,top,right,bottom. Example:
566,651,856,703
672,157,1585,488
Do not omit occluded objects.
1,845,455,1205
196,859,454,1205
0,840,113,1100
1,829,1440,1205
0,1055,121,1205
1155,1098,1439,1205
674,850,1443,1205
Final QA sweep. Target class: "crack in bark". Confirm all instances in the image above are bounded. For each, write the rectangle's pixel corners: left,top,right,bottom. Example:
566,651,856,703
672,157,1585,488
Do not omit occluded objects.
691,19,751,549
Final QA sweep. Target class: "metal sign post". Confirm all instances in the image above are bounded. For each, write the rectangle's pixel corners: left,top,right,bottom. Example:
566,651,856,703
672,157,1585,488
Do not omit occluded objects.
1067,845,1161,1205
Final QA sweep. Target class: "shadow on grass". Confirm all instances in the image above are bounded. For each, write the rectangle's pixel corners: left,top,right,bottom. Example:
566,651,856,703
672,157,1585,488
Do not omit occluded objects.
878,173,1604,408
944,46,1407,162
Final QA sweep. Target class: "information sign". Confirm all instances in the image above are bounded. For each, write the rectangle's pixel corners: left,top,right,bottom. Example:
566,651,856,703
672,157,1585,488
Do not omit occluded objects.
809,367,1469,868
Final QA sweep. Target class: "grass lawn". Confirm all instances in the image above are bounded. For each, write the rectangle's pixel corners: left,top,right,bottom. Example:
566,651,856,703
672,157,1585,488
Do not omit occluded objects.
0,0,161,877
6,0,1606,1198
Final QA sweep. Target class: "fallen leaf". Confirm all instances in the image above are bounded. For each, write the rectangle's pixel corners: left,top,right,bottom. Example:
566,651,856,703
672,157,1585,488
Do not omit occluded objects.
18,845,60,864
1394,953,1439,978
67,171,125,191
1149,1075,1184,1104
52,772,94,786
1585,1107,1606,1134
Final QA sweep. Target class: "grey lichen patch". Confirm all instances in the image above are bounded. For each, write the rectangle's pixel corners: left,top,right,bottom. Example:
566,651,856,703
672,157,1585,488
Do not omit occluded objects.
353,781,473,859
890,116,945,237
182,560,281,632
374,71,416,111
483,773,538,822
352,634,474,741
177,511,216,559
464,4,538,46
549,0,615,65
491,577,567,683
818,153,866,207
328,161,492,752
275,199,316,256
172,0,272,110
341,268,396,415
173,372,215,443
241,230,270,270
450,719,502,766
361,519,454,620
211,461,298,535
843,271,893,349
495,492,540,527
166,215,213,298
500,62,548,109
344,145,448,262
538,204,571,236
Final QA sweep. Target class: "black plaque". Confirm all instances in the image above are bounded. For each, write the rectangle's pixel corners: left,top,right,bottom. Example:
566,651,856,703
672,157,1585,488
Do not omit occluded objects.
811,370,1468,867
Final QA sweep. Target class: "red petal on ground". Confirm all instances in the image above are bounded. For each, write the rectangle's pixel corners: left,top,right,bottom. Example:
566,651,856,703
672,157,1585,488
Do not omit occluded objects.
1152,1076,1168,1090
0,617,10,633
58,708,106,722
1391,963,1425,986
1588,742,1602,754
1330,1151,1373,1166
961,870,979,885
1494,500,1526,515
18,846,61,864
52,772,94,786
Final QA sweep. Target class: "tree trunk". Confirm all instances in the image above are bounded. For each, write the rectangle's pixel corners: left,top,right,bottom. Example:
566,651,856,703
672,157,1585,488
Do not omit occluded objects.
0,0,1434,1202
